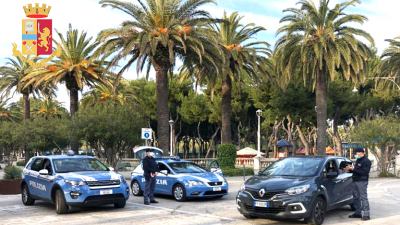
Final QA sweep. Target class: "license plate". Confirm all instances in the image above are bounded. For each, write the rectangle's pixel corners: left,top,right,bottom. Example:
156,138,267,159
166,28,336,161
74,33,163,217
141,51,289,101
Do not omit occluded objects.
254,201,270,208
213,187,222,191
100,189,113,195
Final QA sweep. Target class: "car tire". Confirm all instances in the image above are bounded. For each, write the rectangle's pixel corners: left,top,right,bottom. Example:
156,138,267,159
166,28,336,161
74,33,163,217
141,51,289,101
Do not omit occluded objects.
350,203,356,211
114,200,126,208
21,184,35,206
305,197,326,225
131,180,143,196
55,189,69,214
172,184,187,202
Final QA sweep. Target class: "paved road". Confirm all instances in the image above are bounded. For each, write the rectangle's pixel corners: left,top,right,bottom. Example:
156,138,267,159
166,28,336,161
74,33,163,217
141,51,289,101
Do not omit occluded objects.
1,177,400,225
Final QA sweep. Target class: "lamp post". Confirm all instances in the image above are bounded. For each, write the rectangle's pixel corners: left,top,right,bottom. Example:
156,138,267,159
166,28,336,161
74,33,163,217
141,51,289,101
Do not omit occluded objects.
169,119,174,156
256,109,262,157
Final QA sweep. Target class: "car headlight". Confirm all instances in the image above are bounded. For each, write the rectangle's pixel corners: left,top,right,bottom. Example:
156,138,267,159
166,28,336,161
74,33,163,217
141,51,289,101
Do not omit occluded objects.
187,180,204,187
285,184,310,195
240,184,246,191
120,176,127,184
65,179,86,186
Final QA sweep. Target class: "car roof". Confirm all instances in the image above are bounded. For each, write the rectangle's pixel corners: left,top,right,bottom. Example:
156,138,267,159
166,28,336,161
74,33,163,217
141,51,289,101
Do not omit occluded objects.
33,155,94,160
155,157,190,163
285,156,345,161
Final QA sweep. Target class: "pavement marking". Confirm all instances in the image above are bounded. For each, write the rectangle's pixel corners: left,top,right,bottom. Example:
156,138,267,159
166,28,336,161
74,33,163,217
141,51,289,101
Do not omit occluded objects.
126,202,236,222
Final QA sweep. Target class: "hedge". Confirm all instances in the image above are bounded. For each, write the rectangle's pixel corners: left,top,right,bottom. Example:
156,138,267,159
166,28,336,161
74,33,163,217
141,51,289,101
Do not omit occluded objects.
222,167,254,177
217,144,236,168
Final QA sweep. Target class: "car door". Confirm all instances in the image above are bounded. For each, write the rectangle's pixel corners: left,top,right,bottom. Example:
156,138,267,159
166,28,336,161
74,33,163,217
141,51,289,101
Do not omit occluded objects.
27,157,45,197
336,158,353,201
35,158,56,200
155,162,173,194
320,159,343,206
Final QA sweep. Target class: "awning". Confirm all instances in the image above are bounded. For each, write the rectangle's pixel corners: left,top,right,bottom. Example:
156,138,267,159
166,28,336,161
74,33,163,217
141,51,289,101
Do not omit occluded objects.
237,147,265,156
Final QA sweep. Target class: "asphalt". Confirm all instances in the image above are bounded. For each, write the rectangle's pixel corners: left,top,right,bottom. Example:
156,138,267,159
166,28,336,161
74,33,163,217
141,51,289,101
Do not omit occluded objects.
0,177,400,225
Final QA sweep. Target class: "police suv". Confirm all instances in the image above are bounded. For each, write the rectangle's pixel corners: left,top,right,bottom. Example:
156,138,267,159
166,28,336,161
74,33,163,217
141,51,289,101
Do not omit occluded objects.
21,151,130,214
130,147,228,201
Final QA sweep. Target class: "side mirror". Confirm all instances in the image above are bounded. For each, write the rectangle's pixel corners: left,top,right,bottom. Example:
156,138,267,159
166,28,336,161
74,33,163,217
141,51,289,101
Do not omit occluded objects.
326,171,338,178
109,167,114,171
39,169,49,176
160,170,168,175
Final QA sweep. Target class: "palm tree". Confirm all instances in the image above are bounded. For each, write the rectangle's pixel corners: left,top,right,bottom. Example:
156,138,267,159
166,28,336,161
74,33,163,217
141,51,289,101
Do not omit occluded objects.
381,37,400,90
23,25,110,116
97,0,220,151
275,0,373,155
81,82,129,107
33,97,66,119
212,12,270,144
0,56,36,120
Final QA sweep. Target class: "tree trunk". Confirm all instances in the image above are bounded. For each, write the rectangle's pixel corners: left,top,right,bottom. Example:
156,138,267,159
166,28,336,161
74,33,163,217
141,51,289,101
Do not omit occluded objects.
23,93,30,120
205,127,220,158
296,125,310,155
69,87,80,152
332,109,342,156
153,60,170,153
221,74,232,144
315,69,327,155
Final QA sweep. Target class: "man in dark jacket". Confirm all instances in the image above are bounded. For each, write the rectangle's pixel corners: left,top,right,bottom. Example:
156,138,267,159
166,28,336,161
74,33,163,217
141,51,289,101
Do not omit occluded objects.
349,148,372,221
142,149,159,205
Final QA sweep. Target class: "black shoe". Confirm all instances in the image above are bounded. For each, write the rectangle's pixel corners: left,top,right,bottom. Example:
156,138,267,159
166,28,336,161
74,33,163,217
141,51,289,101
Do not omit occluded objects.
362,216,370,221
150,200,159,203
144,202,150,205
349,214,362,218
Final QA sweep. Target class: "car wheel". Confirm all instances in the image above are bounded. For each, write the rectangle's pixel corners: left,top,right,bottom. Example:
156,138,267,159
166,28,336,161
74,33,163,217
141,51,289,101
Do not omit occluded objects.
55,189,69,214
173,184,187,202
305,197,326,225
21,184,35,206
114,200,126,208
350,203,356,211
131,180,143,196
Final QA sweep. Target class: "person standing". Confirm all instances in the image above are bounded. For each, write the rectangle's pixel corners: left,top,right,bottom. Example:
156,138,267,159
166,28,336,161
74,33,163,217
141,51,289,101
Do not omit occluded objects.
142,149,159,205
349,148,372,221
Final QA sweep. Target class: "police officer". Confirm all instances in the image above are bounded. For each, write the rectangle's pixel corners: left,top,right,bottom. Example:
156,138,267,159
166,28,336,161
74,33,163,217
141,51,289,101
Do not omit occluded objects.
348,148,371,221
142,149,159,205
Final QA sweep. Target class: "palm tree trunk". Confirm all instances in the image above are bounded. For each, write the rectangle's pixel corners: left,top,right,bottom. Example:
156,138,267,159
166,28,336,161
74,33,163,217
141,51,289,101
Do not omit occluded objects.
221,74,232,144
23,93,30,120
154,61,170,154
69,87,79,152
70,88,79,116
316,70,327,155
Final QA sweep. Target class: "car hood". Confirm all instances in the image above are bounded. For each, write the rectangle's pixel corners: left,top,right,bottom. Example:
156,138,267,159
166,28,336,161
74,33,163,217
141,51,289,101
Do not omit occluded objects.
175,172,225,183
58,171,121,181
245,175,312,191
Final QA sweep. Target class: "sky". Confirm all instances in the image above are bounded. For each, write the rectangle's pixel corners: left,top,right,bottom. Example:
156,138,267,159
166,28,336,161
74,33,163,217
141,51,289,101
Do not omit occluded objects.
0,0,399,109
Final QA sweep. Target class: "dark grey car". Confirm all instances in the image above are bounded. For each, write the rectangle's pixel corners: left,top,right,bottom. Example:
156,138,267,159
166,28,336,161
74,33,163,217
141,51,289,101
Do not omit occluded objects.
236,156,354,225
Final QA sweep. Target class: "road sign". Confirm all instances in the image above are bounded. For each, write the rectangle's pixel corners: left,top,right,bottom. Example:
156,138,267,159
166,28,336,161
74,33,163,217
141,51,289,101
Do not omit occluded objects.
141,128,152,140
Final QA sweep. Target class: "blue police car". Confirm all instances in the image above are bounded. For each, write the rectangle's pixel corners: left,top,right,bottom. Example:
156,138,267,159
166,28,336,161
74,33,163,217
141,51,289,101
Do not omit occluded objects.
130,147,228,201
21,151,130,214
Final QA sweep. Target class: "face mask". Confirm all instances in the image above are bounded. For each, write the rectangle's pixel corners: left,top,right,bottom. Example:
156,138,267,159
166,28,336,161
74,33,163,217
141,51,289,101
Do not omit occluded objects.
354,155,360,159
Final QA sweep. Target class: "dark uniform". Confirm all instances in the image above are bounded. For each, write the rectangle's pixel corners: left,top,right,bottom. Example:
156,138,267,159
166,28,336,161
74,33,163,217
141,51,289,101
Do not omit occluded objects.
351,151,372,219
142,154,158,204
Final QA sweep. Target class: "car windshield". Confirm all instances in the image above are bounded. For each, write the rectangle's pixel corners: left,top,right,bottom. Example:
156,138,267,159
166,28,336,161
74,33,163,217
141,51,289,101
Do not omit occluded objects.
53,158,109,173
260,157,323,177
168,162,207,174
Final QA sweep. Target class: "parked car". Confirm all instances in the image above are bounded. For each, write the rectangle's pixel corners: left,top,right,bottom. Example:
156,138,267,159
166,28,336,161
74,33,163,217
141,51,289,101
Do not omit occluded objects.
21,151,130,214
130,146,228,201
236,156,354,225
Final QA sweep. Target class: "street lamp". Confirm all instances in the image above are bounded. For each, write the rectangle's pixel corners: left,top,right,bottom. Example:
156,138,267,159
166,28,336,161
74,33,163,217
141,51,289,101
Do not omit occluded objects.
256,109,262,157
169,119,174,156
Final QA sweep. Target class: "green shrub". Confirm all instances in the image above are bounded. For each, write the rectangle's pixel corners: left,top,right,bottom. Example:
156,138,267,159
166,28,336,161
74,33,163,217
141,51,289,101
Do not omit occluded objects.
221,167,254,177
3,165,22,180
16,160,25,167
217,144,237,168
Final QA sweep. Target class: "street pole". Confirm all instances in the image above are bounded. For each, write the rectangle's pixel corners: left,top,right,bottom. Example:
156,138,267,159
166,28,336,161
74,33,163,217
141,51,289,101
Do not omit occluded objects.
256,109,262,157
169,120,174,156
